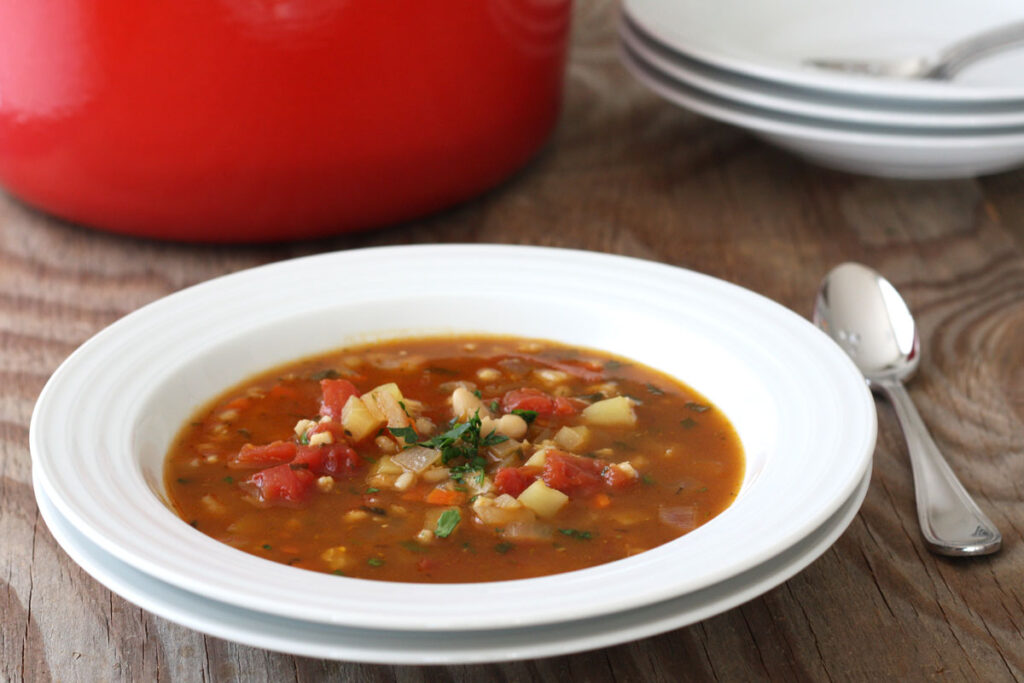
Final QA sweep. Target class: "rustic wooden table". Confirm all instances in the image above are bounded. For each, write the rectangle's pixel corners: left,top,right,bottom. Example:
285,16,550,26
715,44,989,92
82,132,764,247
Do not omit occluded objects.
4,3,1023,681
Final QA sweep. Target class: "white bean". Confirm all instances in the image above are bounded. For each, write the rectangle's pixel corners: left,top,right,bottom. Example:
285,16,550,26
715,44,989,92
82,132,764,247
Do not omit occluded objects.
497,414,528,440
451,387,485,419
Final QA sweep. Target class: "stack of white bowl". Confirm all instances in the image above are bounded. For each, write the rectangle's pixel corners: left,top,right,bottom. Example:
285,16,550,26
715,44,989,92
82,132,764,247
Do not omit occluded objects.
619,0,1024,179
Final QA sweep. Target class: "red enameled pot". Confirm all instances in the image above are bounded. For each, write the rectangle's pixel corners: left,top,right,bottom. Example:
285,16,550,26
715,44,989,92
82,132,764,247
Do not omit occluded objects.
0,0,571,241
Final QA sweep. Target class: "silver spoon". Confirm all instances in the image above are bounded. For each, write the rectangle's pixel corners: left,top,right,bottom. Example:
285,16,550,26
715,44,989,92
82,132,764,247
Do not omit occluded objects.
806,19,1024,80
814,262,1000,556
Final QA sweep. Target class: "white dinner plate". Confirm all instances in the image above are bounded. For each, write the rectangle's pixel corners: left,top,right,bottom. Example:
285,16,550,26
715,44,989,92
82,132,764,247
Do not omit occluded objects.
620,17,1024,130
620,42,1024,179
34,467,871,663
30,245,876,632
623,0,1024,102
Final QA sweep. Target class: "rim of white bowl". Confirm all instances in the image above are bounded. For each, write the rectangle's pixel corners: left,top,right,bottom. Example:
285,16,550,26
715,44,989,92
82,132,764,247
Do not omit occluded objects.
623,0,1024,103
621,40,1024,147
620,17,1024,130
30,245,876,631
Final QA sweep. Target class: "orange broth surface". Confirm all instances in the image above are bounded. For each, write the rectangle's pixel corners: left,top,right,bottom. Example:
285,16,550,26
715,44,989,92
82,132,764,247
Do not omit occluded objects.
165,336,744,583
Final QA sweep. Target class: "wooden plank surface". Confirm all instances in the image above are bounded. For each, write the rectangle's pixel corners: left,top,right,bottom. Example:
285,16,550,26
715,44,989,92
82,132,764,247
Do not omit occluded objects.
3,2,1023,680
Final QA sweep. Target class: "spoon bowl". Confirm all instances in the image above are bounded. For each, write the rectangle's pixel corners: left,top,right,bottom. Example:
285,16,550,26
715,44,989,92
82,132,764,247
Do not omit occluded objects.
814,262,1000,556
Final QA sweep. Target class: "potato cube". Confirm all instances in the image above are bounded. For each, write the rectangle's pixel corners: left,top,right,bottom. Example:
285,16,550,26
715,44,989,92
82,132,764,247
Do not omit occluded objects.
373,389,411,428
554,425,591,451
371,382,404,402
582,396,636,427
358,391,385,421
524,447,551,467
517,480,569,519
374,455,404,475
341,395,384,442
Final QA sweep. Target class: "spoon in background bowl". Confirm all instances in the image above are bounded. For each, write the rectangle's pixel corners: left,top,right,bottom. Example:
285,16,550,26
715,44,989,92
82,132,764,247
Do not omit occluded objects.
805,19,1024,80
813,262,1001,556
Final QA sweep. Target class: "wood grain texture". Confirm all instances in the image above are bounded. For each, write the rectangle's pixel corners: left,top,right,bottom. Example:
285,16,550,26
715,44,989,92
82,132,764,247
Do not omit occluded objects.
3,1,1023,681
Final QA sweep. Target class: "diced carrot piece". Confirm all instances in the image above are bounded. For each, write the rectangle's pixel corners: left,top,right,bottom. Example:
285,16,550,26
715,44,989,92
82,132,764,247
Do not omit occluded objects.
268,384,301,400
425,487,466,506
591,493,612,509
221,396,252,412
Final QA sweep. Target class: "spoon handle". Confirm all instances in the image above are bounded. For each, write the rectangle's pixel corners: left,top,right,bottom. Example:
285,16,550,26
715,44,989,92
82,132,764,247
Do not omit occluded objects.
876,379,1001,556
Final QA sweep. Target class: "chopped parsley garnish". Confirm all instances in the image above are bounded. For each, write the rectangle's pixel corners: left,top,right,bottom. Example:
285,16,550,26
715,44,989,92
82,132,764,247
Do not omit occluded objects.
299,431,310,445
176,477,191,484
262,544,272,550
366,487,380,493
473,389,482,398
435,509,461,538
398,400,410,416
494,542,515,554
310,368,340,381
332,569,346,576
388,426,419,446
490,400,500,413
680,417,698,429
236,428,252,439
367,557,384,567
419,410,506,467
511,409,537,424
449,457,487,484
686,402,711,413
646,383,665,396
641,474,655,485
361,506,387,516
222,476,234,484
558,529,594,540
189,520,199,528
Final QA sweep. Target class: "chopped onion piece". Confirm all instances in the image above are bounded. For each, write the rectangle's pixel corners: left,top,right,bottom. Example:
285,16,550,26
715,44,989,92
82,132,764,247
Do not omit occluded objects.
659,505,698,532
500,519,554,542
392,446,442,473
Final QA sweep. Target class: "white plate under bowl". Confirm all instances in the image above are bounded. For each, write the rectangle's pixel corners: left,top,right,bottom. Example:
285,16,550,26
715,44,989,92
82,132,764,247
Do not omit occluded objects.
623,0,1024,102
34,467,871,663
620,42,1024,179
620,16,1024,130
30,245,875,632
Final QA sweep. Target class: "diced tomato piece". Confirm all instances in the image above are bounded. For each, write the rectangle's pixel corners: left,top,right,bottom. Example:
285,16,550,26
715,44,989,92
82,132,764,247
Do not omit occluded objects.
602,464,636,490
553,396,585,416
319,379,359,420
292,443,362,477
290,445,323,472
320,443,362,477
500,354,604,382
494,466,540,498
542,450,604,496
502,388,554,414
502,388,583,419
243,463,315,506
228,440,297,469
417,557,437,573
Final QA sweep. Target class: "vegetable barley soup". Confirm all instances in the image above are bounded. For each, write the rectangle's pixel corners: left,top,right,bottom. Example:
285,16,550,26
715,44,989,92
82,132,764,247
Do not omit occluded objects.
165,336,744,583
